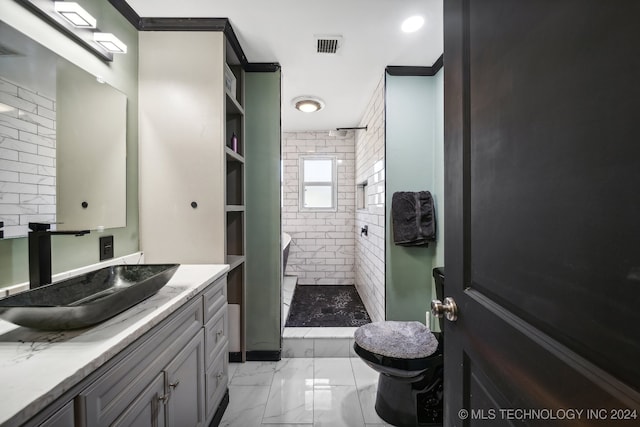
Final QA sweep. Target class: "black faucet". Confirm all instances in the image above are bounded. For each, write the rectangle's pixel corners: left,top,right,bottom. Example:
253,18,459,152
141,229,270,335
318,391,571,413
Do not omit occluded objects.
28,222,90,288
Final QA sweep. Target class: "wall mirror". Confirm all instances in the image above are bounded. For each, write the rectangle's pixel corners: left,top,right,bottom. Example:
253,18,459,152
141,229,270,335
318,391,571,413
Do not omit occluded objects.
0,20,126,238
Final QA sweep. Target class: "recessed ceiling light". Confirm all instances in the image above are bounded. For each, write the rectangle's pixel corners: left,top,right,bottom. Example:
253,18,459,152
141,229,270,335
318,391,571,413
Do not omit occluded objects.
292,96,325,113
401,15,424,33
54,2,97,29
93,33,127,54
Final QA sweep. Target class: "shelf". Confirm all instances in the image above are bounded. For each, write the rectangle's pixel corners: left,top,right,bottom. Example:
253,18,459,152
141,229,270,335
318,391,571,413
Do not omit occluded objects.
225,147,245,163
225,205,245,212
226,91,244,115
226,255,245,271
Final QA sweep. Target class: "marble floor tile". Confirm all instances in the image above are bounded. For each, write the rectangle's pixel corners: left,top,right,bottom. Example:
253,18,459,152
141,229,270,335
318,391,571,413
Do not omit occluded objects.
350,357,379,388
273,357,314,382
356,383,388,425
230,361,277,386
314,385,365,427
219,385,270,427
262,359,315,424
314,358,356,386
221,357,394,426
228,362,239,384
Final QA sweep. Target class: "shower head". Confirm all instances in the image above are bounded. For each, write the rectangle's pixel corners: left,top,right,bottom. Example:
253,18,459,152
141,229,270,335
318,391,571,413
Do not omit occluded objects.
329,129,349,137
329,126,368,137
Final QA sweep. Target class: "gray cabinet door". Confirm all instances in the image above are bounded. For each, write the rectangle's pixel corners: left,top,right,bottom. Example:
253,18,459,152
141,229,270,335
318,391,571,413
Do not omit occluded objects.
112,373,165,427
166,331,206,427
39,401,74,427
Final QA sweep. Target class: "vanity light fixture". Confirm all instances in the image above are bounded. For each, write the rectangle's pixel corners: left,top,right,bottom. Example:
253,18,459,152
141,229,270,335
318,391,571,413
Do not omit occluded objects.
93,32,127,54
401,15,425,33
54,1,96,29
292,96,325,113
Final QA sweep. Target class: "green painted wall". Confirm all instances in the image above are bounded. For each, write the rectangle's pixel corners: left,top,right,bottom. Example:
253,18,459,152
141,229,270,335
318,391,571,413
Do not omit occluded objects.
244,71,282,353
0,1,139,287
385,70,444,323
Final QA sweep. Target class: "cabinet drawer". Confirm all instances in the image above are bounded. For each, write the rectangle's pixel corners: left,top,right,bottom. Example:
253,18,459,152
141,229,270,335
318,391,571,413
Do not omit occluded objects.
205,345,228,422
79,298,203,426
203,276,227,324
204,304,227,368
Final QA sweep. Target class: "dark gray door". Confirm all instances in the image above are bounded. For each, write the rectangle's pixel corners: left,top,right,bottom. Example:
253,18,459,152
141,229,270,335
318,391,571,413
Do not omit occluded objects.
443,1,640,425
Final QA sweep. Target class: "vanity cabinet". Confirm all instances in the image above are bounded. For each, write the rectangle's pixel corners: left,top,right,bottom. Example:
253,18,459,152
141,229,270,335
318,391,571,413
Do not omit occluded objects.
139,30,247,361
38,402,74,427
111,373,165,427
25,274,228,427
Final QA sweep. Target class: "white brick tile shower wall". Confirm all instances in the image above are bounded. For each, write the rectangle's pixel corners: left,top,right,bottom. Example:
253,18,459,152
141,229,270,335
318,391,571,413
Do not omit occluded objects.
282,131,355,285
355,77,386,323
0,77,56,238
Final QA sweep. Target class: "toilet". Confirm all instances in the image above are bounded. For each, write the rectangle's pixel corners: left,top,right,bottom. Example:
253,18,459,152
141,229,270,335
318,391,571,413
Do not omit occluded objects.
354,267,445,426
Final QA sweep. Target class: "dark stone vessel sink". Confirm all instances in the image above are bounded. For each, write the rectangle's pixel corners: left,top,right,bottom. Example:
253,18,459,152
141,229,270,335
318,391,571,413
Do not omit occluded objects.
0,264,179,330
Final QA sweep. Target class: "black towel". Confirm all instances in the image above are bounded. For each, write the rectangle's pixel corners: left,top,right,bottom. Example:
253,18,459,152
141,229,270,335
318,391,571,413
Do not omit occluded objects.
391,191,436,246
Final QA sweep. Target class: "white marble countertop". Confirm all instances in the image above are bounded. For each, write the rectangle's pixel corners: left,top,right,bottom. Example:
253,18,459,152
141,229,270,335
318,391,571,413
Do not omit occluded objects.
0,263,229,427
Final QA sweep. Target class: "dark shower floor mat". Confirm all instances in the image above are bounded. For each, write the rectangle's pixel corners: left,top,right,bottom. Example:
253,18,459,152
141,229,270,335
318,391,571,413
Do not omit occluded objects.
285,285,372,327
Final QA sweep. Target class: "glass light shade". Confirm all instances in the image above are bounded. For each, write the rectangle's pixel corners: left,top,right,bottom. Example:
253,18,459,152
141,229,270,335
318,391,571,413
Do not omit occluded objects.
292,96,325,113
93,33,127,54
54,2,97,28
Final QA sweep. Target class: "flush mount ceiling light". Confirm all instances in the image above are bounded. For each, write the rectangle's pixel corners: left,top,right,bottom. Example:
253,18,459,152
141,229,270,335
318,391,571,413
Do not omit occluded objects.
292,96,325,113
93,32,127,54
401,15,425,33
54,2,96,28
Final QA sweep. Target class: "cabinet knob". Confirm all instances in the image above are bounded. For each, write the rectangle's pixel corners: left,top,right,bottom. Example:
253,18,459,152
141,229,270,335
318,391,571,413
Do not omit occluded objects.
157,393,169,404
216,329,223,337
216,372,224,380
169,380,180,389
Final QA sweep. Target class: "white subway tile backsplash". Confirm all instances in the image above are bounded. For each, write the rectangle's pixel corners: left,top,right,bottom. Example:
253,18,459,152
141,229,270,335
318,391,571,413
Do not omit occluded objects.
0,78,56,230
20,194,55,205
18,152,54,167
1,182,38,194
18,111,54,130
0,80,18,96
0,92,37,114
18,131,55,147
0,170,18,183
38,184,56,195
17,87,54,110
37,105,56,121
37,125,56,138
0,204,37,215
0,124,20,139
0,136,38,154
0,114,38,134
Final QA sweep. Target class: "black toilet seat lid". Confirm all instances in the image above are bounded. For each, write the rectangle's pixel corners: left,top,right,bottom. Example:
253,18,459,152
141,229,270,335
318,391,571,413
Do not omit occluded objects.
354,321,439,359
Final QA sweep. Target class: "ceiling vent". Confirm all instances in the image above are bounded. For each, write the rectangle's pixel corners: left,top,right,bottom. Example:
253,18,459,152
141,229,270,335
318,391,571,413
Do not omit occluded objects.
315,35,342,54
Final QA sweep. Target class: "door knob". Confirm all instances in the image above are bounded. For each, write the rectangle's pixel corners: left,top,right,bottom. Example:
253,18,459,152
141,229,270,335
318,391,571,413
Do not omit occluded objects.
431,297,458,322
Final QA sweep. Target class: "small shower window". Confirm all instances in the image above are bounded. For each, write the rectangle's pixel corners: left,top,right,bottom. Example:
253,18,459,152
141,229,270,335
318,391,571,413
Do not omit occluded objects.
299,155,337,211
